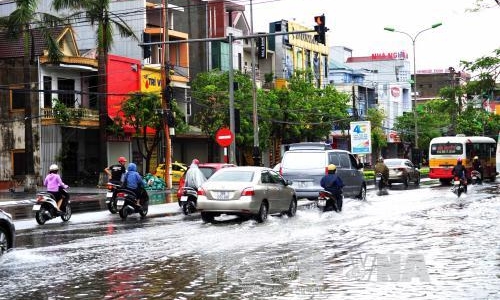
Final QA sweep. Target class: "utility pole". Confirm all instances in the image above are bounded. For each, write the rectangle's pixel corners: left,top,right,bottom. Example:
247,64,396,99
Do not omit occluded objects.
162,0,172,197
250,0,260,166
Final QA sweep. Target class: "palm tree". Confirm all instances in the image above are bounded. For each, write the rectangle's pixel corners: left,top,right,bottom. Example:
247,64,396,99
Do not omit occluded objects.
0,1,65,191
52,0,138,170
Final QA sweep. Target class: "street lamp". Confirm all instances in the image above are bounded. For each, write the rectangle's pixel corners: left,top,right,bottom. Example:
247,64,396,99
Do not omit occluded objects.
384,22,442,165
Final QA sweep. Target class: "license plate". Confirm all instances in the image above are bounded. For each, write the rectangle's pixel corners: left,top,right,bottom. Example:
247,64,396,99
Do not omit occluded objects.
32,204,41,211
317,200,326,207
180,196,188,202
117,200,124,206
294,181,311,188
106,192,113,197
215,191,229,200
454,181,460,185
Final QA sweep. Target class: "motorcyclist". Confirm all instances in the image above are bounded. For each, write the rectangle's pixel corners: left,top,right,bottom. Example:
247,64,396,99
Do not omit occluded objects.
104,156,127,185
472,156,483,183
44,164,69,215
451,158,467,193
122,163,146,205
320,164,344,211
184,159,207,190
374,156,389,189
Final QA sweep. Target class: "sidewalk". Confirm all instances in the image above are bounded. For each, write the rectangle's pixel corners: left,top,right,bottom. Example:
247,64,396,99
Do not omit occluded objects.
0,186,174,220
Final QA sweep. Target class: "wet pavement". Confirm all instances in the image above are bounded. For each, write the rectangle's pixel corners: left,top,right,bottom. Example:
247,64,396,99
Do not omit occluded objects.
1,181,499,299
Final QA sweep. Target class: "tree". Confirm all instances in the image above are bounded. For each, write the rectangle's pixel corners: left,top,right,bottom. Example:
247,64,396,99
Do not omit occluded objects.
365,108,387,159
52,0,138,171
263,70,350,145
0,1,65,191
120,92,162,174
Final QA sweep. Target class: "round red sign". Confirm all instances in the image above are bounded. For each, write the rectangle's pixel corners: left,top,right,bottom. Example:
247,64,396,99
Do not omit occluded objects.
215,127,234,147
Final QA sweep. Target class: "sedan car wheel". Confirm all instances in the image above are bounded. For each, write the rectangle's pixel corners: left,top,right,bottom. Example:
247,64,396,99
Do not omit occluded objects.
0,226,12,256
255,202,268,223
201,212,215,223
415,174,420,186
403,176,409,188
286,199,297,217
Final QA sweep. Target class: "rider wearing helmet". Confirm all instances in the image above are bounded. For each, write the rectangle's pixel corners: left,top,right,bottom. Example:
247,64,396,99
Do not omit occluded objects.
472,156,483,183
44,164,69,214
105,156,127,185
374,156,389,186
320,164,344,198
452,157,467,192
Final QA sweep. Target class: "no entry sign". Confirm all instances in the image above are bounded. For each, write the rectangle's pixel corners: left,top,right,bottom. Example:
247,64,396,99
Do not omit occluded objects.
215,127,234,147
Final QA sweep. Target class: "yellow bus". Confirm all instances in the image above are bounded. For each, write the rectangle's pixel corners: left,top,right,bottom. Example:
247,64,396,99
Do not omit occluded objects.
429,135,497,183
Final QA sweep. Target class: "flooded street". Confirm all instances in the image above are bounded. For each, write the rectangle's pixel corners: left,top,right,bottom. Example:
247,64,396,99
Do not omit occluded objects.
1,183,500,299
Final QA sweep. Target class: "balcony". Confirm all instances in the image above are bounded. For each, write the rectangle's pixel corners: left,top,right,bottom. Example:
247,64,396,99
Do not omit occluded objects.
41,108,99,128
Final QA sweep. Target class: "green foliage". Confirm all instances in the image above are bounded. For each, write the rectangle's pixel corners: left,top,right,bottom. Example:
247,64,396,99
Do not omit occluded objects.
53,100,82,124
120,92,162,173
366,108,387,157
262,70,350,144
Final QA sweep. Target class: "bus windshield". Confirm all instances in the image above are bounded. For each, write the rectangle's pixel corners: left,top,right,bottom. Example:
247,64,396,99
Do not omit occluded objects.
430,143,463,155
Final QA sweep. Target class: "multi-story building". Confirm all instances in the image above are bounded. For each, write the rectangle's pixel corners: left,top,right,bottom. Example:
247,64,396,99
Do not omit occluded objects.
328,46,412,159
267,19,329,89
0,27,102,189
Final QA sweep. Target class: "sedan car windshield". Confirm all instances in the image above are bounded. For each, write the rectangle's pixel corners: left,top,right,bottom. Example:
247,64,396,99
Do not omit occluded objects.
209,170,255,182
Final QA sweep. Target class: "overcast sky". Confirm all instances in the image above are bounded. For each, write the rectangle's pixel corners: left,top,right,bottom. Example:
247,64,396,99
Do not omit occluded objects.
246,0,499,73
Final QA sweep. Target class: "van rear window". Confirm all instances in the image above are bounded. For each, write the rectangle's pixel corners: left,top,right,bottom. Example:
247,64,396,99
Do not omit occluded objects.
282,152,325,169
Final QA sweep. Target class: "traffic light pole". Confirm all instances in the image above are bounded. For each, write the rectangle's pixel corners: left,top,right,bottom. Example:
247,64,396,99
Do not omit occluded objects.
141,28,321,165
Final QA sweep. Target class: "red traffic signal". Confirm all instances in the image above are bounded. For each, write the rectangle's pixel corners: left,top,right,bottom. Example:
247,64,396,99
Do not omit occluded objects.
313,14,327,45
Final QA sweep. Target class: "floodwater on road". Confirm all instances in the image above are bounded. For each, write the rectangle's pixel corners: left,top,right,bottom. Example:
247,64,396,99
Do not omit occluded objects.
1,183,499,299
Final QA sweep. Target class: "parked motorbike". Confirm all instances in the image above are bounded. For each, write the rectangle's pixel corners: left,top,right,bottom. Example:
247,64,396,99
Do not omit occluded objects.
375,173,389,196
115,188,149,220
451,176,466,197
317,190,343,212
32,187,71,225
180,187,198,215
470,170,482,185
105,182,122,214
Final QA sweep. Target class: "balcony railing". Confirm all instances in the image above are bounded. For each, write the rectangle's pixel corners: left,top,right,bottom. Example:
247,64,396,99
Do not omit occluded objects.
41,108,99,127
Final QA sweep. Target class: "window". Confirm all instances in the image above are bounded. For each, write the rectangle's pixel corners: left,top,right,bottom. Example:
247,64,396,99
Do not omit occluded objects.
12,150,25,176
43,76,52,108
338,153,351,169
58,78,75,107
328,152,340,166
11,87,25,110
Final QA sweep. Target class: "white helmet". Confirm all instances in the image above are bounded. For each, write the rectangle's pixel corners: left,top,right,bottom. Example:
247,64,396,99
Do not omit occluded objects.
49,164,59,171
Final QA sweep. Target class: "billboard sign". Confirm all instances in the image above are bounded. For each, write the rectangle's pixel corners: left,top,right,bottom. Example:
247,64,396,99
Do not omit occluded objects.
350,121,372,154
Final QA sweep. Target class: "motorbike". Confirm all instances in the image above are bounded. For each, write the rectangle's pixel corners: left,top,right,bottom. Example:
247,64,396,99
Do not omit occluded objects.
375,173,389,196
451,176,466,197
105,182,122,214
470,170,482,185
317,190,343,212
115,188,149,220
32,187,71,225
180,187,198,215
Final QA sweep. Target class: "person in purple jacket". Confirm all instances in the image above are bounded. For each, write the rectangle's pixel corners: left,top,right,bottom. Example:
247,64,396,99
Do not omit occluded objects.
44,164,69,214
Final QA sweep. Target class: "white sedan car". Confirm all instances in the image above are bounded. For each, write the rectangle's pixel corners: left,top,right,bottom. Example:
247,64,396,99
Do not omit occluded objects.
197,166,297,223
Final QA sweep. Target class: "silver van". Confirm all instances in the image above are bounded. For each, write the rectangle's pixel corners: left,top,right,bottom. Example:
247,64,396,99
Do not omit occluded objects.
279,149,366,200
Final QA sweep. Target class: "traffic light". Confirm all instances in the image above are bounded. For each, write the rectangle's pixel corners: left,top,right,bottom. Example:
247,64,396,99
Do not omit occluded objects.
314,14,327,45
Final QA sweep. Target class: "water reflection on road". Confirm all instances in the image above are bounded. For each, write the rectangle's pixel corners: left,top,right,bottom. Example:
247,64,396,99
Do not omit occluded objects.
1,183,499,299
